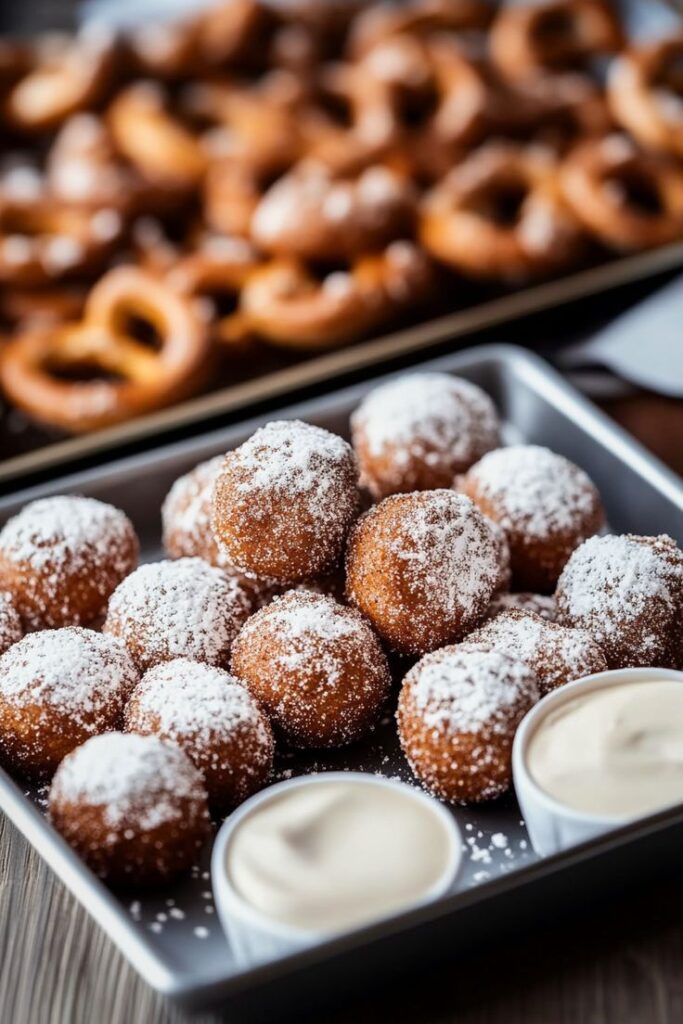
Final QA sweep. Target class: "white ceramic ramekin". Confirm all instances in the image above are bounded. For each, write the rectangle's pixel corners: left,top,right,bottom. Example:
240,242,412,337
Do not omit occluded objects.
211,771,462,964
513,667,683,857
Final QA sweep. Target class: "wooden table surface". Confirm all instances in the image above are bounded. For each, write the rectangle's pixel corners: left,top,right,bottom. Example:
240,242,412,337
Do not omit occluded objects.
1,387,681,1024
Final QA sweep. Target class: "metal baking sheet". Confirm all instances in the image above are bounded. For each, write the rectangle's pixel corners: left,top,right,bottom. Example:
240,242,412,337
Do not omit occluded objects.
1,0,682,486
0,344,681,1009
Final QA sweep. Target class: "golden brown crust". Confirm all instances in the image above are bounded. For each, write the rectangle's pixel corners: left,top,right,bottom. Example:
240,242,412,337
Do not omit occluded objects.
211,420,360,583
0,496,138,630
48,732,210,886
231,590,391,748
345,490,500,655
397,644,538,803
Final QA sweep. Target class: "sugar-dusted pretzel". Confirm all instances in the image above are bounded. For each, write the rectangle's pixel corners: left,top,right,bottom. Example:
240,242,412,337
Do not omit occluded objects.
348,0,493,58
608,37,683,160
251,160,416,261
490,0,622,82
0,266,210,432
515,72,613,153
46,113,148,217
0,192,123,287
239,241,433,349
166,235,261,349
301,61,401,173
108,82,207,191
193,74,305,235
358,35,510,166
3,28,119,133
419,142,584,280
559,134,683,250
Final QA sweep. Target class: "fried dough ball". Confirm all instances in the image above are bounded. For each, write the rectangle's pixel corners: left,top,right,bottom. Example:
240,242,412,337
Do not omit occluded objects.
124,658,274,811
49,732,210,886
211,420,360,584
103,557,251,673
556,533,683,669
460,444,604,592
231,590,391,748
397,645,539,803
485,591,556,622
466,608,607,695
161,456,279,609
345,490,500,655
0,628,138,779
351,372,501,500
0,496,139,630
0,591,22,654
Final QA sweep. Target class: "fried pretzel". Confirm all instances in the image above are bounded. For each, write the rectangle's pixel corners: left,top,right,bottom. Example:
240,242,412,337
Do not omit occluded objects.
0,266,210,432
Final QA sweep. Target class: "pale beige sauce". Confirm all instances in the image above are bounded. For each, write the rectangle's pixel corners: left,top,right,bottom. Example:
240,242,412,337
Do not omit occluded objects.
227,780,454,933
528,681,683,818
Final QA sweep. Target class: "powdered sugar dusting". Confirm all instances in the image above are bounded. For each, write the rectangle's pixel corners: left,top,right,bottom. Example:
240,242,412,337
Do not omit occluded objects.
0,591,22,654
229,420,354,498
486,591,556,622
405,646,538,735
212,420,359,583
104,558,251,672
464,445,601,539
352,372,500,496
467,609,607,695
0,627,138,725
50,732,206,832
556,534,683,668
0,495,135,574
125,658,272,780
231,591,391,747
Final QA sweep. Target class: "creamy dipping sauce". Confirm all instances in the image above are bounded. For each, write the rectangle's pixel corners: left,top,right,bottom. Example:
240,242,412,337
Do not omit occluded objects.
527,681,683,818
226,779,456,934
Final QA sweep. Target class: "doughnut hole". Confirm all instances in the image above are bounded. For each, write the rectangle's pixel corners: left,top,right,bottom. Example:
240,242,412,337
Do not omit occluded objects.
231,590,391,748
0,495,138,630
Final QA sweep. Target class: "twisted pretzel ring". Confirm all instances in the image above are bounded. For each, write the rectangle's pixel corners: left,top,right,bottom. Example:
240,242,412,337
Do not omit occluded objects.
490,0,622,82
608,37,683,160
251,161,416,261
0,266,210,432
239,241,433,349
559,134,683,250
420,142,584,280
3,29,118,133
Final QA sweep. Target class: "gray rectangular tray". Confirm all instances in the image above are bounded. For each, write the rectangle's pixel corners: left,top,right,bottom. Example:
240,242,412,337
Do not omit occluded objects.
0,344,682,1010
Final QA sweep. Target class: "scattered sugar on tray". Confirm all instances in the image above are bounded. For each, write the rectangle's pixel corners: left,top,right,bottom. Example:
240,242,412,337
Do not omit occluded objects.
50,733,206,833
194,927,210,939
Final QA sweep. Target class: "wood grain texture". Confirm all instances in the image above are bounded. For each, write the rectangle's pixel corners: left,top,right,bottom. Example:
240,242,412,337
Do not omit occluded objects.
1,391,682,1024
